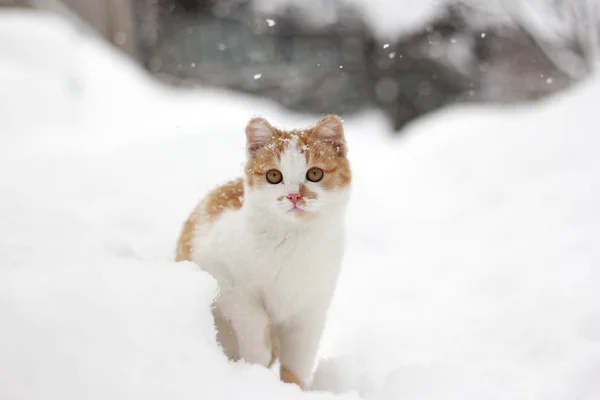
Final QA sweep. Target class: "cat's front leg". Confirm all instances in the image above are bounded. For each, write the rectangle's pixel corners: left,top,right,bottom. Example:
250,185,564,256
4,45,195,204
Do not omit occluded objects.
277,308,327,389
216,292,273,367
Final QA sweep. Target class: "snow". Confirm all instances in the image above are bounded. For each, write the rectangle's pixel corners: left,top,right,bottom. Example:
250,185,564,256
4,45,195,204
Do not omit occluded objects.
1,9,600,400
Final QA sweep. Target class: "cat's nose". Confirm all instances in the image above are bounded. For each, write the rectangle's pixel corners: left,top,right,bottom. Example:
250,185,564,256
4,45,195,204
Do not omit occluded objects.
286,193,301,206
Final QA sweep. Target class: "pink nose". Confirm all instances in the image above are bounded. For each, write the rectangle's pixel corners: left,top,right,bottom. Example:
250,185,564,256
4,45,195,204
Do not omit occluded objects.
286,192,301,206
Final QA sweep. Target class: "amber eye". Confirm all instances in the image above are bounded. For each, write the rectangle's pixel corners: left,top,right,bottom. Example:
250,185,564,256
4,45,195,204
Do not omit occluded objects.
306,167,324,182
266,169,283,184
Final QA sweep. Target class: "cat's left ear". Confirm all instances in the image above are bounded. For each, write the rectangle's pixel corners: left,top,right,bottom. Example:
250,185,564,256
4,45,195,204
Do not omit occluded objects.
245,117,275,157
313,115,346,156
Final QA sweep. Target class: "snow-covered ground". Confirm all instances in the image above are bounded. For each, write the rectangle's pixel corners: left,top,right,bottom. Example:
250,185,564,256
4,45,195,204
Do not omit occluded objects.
1,10,600,400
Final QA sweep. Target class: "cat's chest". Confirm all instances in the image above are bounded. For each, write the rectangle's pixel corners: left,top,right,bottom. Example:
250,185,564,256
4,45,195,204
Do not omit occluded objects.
244,230,343,319
242,229,339,274
224,224,340,283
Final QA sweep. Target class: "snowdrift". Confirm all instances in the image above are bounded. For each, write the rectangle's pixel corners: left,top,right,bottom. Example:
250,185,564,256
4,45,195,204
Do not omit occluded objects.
0,10,599,400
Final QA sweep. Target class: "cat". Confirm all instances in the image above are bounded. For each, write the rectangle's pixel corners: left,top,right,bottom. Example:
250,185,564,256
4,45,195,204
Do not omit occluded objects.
175,115,352,389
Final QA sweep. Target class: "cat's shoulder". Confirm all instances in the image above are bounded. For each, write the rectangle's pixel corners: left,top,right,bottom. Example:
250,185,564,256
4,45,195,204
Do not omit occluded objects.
203,177,245,220
175,177,244,262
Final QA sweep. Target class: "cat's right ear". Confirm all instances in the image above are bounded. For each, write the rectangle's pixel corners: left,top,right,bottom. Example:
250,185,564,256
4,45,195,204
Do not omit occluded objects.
245,117,275,157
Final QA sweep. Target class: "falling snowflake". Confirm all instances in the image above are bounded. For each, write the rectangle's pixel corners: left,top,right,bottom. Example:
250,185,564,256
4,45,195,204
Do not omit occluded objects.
383,44,390,49
546,77,554,84
388,52,396,59
217,43,226,51
266,19,276,27
253,73,262,80
481,33,487,38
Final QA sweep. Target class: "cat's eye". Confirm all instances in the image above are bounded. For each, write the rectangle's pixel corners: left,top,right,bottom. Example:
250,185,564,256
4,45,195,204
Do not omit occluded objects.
266,169,283,184
306,167,324,182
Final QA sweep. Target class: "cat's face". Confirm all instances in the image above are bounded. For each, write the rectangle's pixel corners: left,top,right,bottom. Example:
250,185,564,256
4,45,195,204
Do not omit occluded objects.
244,115,351,222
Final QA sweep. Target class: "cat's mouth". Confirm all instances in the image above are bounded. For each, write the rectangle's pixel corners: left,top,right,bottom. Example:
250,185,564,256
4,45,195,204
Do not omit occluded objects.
288,205,305,213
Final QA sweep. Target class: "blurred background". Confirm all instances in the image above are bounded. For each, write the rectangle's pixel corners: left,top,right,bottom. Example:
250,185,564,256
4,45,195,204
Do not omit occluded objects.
2,0,597,131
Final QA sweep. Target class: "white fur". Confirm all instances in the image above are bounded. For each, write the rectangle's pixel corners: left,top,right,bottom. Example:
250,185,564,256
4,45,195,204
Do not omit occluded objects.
190,140,350,386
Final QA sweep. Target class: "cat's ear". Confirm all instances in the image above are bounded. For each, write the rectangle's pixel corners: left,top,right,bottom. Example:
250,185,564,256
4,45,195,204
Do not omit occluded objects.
245,117,275,157
313,115,346,156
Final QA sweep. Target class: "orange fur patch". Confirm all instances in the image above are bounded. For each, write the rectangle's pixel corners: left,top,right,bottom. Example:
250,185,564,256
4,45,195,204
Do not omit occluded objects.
174,178,244,261
204,178,244,219
174,202,202,262
299,183,318,200
280,365,304,389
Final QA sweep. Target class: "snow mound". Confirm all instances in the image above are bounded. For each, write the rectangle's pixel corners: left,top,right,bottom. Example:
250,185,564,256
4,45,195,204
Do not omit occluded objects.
1,9,599,400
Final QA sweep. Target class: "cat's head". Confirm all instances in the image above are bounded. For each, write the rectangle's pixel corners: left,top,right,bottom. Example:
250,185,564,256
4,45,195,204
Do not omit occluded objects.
243,115,351,223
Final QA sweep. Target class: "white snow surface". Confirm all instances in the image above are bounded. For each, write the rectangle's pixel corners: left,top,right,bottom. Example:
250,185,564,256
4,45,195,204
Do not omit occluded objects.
1,10,600,400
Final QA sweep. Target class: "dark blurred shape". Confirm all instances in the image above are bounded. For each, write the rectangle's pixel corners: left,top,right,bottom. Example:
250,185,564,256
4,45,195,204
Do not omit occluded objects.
368,5,477,130
144,0,374,120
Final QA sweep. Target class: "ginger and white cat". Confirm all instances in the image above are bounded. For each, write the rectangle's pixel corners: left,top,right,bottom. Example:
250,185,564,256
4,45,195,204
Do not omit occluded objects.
175,115,351,389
